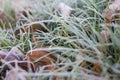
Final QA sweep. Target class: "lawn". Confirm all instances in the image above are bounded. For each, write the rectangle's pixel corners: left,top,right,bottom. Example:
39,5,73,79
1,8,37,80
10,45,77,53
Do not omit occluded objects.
0,0,120,80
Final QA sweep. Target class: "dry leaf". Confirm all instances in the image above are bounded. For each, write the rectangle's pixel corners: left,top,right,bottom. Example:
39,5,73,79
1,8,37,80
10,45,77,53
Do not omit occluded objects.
54,76,68,80
0,50,8,60
4,47,25,61
14,23,46,42
1,61,35,74
5,69,29,80
92,63,102,74
0,0,32,20
15,23,45,34
26,49,57,70
11,0,32,20
58,2,73,18
0,48,35,79
103,0,120,27
15,10,32,20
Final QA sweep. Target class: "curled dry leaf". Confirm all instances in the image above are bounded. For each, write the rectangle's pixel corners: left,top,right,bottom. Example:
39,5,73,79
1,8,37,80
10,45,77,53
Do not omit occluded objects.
5,69,29,80
4,47,25,61
58,2,73,18
26,49,57,70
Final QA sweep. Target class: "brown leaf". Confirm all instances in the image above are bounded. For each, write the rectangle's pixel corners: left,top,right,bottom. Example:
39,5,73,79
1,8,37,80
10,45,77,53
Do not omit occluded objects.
1,61,35,76
5,69,30,80
92,63,102,74
54,76,68,80
26,49,58,70
4,47,25,61
15,10,32,20
0,61,35,79
14,23,46,36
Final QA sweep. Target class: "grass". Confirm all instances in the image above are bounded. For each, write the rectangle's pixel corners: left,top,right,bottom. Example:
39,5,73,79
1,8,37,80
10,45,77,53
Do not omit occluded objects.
0,0,120,80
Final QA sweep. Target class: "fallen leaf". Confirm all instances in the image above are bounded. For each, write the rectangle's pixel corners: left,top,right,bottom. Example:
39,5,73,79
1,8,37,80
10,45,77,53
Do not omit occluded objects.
14,23,46,36
0,50,8,60
58,2,73,18
0,48,35,79
103,0,120,27
15,10,32,20
5,69,29,80
26,49,57,70
1,61,35,77
4,47,25,61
